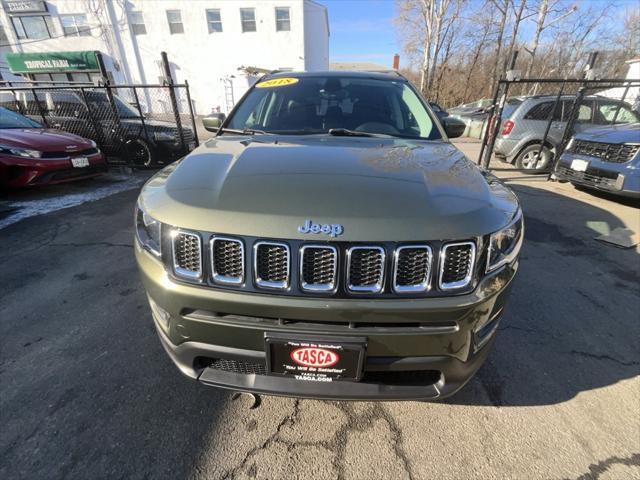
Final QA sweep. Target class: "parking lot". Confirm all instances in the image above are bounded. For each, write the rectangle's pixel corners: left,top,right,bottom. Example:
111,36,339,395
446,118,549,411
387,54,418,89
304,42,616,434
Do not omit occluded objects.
0,141,639,480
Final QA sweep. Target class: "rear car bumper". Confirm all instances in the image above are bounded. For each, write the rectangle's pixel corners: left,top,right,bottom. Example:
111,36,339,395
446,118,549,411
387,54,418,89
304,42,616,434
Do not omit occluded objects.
136,242,518,400
555,152,640,198
1,152,107,188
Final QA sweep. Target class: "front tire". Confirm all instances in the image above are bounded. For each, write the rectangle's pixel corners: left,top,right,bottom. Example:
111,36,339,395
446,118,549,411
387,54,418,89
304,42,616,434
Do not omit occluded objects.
515,144,553,172
126,138,154,167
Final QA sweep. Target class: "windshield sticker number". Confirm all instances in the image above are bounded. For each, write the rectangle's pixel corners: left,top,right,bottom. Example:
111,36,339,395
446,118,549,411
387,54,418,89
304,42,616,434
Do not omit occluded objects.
256,78,299,88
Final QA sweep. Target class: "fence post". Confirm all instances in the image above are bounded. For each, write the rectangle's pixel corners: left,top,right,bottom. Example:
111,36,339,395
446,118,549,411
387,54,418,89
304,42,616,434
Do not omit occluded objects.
103,81,128,164
537,82,564,172
78,87,105,148
30,89,48,127
184,80,199,147
131,86,150,148
611,84,630,124
11,89,25,116
478,51,518,168
161,51,186,153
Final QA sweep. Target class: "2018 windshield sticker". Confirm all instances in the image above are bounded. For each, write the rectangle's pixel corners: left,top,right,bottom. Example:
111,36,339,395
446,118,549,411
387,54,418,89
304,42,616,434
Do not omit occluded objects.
256,78,299,88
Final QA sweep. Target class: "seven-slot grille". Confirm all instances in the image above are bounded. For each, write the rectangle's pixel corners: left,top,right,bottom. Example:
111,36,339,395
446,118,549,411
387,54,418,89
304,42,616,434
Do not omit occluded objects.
439,242,476,290
172,231,202,279
211,237,244,285
300,245,338,292
571,140,639,164
393,246,432,293
347,247,385,293
254,242,290,289
170,231,480,295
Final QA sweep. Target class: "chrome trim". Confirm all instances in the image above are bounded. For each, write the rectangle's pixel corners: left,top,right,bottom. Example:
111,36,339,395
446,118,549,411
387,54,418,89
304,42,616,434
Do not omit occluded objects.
253,241,290,290
210,236,245,286
171,229,202,281
438,241,476,291
346,246,386,294
299,244,338,293
392,245,432,293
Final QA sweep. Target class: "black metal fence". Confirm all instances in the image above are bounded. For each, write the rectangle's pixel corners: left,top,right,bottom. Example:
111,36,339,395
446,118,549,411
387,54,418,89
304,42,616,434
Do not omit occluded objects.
0,81,199,167
474,75,640,176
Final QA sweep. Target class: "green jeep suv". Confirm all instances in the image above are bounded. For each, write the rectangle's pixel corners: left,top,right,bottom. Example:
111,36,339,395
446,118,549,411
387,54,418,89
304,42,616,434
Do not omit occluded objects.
135,71,523,400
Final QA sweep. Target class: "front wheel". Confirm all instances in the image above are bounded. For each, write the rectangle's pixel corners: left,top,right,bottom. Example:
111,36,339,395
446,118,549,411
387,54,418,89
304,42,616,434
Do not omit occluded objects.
125,138,154,167
515,144,553,172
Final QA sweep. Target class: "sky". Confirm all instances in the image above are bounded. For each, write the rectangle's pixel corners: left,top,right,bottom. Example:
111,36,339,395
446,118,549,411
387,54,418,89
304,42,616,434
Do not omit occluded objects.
317,0,399,67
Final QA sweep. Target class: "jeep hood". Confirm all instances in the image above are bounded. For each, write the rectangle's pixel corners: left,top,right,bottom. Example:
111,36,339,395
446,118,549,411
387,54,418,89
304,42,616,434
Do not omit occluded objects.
140,136,519,242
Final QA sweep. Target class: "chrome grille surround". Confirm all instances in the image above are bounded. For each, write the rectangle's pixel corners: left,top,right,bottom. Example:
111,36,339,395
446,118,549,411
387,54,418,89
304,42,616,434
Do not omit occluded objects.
393,245,432,293
210,236,245,285
438,241,476,290
171,230,202,280
346,246,386,293
253,241,290,290
300,245,338,292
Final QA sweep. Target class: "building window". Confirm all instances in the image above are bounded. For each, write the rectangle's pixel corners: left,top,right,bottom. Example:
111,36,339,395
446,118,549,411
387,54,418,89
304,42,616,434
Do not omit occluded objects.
0,24,9,45
11,15,55,40
60,14,90,37
166,10,184,34
206,9,222,33
129,11,146,35
240,8,256,33
275,7,290,31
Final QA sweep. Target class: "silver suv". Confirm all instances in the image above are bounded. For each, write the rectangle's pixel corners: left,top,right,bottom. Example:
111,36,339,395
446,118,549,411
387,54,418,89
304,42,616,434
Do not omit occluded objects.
493,95,639,171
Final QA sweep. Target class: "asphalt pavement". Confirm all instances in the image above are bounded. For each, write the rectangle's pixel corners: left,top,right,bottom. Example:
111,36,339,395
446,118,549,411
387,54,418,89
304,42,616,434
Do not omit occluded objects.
0,154,639,480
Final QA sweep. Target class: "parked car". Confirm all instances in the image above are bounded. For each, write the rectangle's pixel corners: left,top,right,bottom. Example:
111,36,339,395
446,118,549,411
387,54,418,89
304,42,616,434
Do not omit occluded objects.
135,71,523,401
448,98,494,117
0,107,107,189
555,123,640,198
2,90,196,167
451,97,525,139
493,95,639,171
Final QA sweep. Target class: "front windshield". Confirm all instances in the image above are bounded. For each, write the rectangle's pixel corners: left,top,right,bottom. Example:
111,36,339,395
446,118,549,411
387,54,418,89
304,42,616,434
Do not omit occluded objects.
0,107,41,129
226,76,441,140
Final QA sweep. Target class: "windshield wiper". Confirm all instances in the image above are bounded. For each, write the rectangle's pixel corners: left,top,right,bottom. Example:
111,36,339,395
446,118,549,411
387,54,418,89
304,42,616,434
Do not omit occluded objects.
327,128,385,138
218,127,271,135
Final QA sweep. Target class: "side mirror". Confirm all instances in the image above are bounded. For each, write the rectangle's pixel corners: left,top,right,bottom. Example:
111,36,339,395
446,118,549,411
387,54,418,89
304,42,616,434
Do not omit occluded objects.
203,113,226,132
443,117,466,139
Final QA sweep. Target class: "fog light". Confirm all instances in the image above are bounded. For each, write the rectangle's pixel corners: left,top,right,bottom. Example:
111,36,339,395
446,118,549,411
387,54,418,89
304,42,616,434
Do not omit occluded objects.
614,174,625,191
148,295,171,331
473,309,503,351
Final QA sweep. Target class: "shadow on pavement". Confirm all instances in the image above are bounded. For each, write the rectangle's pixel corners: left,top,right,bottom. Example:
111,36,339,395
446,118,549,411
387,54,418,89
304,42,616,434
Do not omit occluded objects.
0,189,228,479
449,183,640,407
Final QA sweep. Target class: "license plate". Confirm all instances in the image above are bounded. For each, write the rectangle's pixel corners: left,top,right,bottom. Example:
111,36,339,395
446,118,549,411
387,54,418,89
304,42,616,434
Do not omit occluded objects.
570,159,589,172
188,142,196,151
71,157,90,168
266,334,366,382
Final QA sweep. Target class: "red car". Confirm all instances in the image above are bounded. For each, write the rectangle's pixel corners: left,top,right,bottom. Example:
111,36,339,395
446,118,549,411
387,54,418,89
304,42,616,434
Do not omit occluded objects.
1,107,107,189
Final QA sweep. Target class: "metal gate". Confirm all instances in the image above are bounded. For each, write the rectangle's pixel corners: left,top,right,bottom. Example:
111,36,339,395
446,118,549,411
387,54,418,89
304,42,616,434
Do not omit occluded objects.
0,80,199,167
476,53,640,180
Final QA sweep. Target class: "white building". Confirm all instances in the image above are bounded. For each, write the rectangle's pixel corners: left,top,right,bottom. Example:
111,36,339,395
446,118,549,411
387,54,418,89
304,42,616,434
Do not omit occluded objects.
599,58,640,107
0,0,329,114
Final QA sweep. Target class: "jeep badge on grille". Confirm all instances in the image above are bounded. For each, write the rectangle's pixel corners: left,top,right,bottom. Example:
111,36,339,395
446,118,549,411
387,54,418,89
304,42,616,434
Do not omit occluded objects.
298,219,344,237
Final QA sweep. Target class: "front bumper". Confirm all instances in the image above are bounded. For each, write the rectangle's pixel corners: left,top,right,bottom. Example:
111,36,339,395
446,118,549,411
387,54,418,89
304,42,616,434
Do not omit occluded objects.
136,242,518,400
555,152,640,198
1,153,107,188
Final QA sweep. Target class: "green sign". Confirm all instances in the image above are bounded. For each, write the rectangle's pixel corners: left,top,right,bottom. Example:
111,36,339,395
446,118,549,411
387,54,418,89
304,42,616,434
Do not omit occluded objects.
6,51,100,73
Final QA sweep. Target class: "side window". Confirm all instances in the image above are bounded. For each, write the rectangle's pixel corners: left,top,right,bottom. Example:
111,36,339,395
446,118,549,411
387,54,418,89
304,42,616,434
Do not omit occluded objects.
576,101,593,122
523,101,561,121
596,102,638,124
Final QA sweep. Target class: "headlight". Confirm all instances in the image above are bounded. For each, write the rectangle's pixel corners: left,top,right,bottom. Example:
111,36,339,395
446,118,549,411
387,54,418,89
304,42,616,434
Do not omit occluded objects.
0,144,42,158
135,203,162,257
486,209,524,273
154,131,177,142
89,139,97,148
